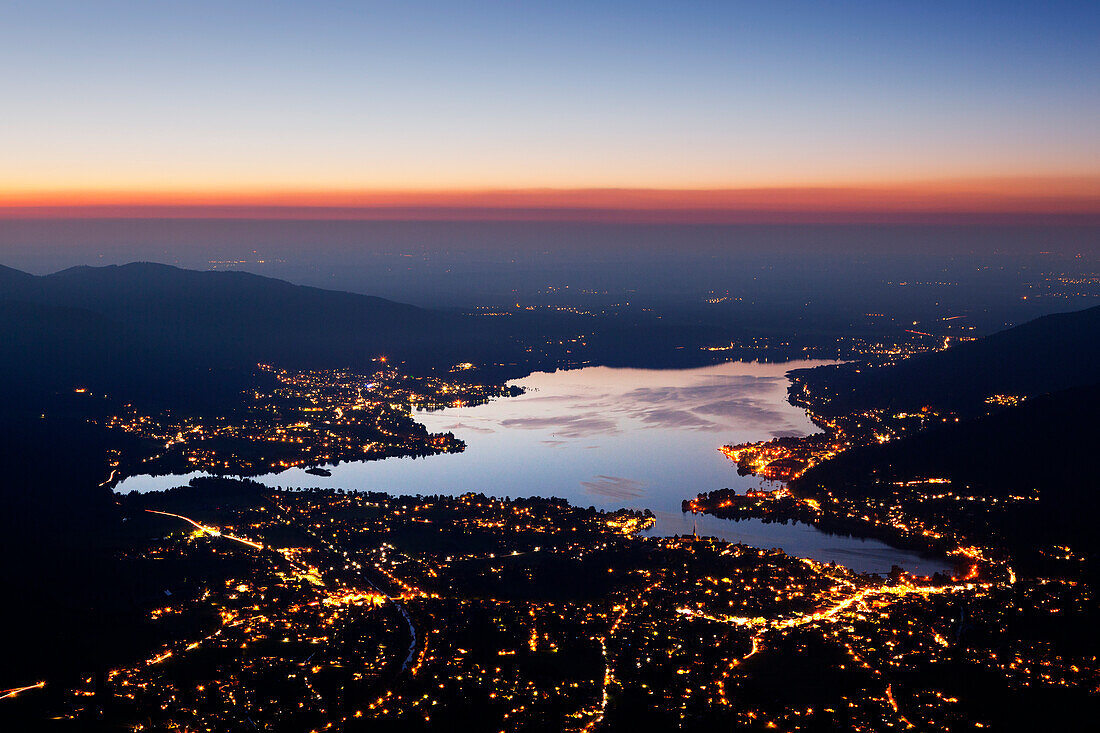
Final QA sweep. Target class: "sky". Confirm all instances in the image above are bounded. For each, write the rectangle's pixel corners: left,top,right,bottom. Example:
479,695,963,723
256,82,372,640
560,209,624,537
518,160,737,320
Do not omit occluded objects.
2,1,1099,219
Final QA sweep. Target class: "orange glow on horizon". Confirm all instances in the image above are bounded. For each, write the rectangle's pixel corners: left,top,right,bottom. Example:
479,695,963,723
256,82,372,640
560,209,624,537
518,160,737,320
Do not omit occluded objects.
1,178,1098,223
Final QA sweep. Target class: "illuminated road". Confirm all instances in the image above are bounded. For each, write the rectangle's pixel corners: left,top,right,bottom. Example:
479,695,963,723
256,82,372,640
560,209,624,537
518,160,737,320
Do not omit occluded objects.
678,576,982,634
578,577,664,733
0,681,45,701
144,509,264,550
678,573,997,729
267,498,421,674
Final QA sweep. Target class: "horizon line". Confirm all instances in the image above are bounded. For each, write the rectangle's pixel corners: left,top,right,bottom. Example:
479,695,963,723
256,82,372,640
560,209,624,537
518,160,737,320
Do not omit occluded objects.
2,206,1098,226
2,181,1099,224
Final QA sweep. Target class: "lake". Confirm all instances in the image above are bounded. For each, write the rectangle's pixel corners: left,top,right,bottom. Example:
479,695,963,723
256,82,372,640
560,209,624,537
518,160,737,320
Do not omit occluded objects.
114,361,952,575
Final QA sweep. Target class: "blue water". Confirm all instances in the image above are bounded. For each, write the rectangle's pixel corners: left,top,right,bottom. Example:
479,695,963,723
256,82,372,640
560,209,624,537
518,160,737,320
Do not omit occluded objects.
114,361,952,575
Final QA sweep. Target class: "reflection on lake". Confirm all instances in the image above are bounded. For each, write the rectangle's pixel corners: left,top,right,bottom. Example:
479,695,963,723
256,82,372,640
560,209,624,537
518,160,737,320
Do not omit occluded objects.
115,361,952,575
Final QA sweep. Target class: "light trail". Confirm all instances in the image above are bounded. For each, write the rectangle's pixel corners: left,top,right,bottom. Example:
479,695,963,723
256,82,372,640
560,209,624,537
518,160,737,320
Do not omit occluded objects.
145,509,263,550
0,681,46,700
696,576,989,726
268,498,421,673
578,577,663,732
679,577,985,634
580,637,613,733
885,684,916,729
717,632,764,706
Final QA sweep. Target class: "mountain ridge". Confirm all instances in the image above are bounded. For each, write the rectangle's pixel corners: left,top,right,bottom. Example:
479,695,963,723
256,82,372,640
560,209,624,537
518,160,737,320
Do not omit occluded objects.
793,303,1100,416
0,262,501,412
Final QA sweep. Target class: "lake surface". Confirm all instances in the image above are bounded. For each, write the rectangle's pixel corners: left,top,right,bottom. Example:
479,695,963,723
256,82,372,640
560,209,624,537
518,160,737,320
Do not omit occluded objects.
115,361,952,575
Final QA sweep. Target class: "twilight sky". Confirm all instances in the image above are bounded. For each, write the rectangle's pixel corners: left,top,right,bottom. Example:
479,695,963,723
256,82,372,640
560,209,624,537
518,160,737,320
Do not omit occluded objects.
2,1,1099,218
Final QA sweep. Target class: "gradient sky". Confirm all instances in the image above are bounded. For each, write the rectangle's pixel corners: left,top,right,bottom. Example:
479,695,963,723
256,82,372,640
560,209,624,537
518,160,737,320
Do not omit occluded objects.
2,1,1099,216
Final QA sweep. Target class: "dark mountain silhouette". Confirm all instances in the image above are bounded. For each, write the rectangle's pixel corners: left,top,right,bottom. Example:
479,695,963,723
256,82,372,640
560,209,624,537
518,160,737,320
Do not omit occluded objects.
0,262,517,411
0,262,35,286
793,304,1100,417
789,306,1100,566
0,262,762,415
794,382,1100,564
3,261,473,361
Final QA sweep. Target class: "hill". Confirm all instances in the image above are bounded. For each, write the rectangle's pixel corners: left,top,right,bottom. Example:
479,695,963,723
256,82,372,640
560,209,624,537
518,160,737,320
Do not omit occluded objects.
794,382,1100,565
792,304,1100,417
0,263,517,412
0,261,770,415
